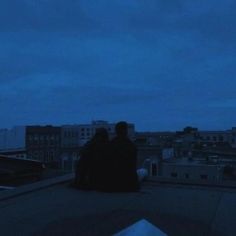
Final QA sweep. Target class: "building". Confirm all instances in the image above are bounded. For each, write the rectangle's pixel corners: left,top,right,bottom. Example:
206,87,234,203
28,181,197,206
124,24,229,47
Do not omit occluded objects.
0,126,25,151
60,121,136,170
77,120,135,146
60,125,80,171
26,126,61,163
0,148,27,160
175,127,236,148
61,121,135,148
149,158,224,185
135,132,175,146
198,130,231,144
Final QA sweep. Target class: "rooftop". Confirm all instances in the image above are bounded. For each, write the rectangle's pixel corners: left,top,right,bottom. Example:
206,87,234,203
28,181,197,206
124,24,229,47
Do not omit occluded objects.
163,158,223,167
0,177,235,236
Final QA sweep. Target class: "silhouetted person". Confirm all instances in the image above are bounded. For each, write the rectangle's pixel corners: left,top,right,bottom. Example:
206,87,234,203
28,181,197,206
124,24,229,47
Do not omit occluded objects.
107,121,139,192
74,128,109,190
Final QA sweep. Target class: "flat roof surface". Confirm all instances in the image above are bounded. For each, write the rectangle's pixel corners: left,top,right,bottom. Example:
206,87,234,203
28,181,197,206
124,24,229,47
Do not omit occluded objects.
163,159,225,167
0,181,235,236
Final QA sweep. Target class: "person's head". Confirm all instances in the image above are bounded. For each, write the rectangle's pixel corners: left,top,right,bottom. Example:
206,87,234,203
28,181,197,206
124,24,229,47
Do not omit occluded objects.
93,128,109,142
115,121,128,137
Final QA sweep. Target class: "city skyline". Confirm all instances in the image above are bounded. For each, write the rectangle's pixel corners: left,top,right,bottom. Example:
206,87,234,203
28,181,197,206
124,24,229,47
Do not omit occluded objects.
1,121,236,133
1,0,236,131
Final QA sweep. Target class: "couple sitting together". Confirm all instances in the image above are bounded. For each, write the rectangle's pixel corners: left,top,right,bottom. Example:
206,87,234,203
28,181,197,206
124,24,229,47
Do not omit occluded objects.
74,121,140,192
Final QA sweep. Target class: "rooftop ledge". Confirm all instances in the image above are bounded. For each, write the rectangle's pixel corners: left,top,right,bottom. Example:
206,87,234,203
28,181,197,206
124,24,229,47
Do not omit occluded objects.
0,176,236,236
0,173,74,201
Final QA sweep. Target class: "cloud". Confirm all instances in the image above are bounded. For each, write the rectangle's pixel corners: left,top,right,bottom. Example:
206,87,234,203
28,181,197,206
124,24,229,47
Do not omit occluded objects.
0,0,97,32
0,0,236,130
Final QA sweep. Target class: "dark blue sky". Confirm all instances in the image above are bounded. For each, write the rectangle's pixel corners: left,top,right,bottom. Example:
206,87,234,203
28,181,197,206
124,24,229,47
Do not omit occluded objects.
1,0,236,131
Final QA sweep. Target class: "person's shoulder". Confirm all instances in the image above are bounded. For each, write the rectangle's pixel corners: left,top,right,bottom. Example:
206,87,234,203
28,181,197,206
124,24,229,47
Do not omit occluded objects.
123,139,137,152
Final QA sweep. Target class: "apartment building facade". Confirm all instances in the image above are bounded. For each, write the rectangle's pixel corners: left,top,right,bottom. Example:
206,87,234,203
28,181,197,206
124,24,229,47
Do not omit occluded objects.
26,126,61,163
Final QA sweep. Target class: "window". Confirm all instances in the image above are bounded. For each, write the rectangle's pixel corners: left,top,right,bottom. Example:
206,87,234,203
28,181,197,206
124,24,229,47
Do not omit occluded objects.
185,173,189,179
151,163,157,176
200,174,208,180
171,172,177,178
34,152,39,160
49,151,54,162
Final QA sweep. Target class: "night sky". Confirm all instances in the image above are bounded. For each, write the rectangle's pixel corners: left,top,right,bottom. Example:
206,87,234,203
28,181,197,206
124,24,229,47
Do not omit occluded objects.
1,0,236,131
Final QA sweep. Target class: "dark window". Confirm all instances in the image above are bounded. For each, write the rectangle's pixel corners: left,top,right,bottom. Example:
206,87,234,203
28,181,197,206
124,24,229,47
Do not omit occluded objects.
200,174,208,180
171,172,177,177
219,136,224,142
151,163,157,176
185,173,189,179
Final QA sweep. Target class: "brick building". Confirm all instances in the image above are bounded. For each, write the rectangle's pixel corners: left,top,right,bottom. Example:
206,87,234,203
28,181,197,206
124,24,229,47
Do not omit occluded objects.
26,126,61,163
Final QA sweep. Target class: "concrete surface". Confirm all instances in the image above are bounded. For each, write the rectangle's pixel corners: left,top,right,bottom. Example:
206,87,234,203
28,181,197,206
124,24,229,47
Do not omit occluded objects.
0,181,235,236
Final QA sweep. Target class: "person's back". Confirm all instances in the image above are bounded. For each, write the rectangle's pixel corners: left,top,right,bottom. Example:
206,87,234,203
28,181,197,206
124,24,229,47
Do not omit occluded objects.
74,128,109,190
74,141,92,189
89,129,110,190
108,122,139,192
